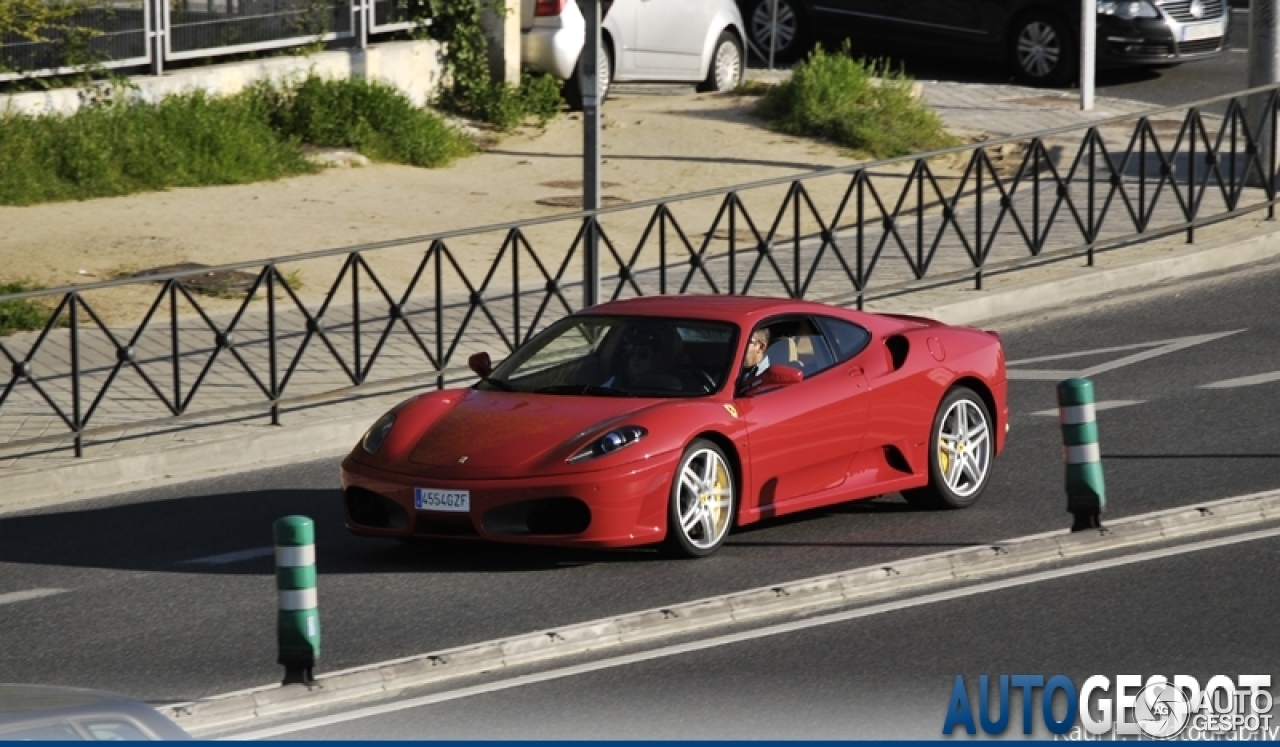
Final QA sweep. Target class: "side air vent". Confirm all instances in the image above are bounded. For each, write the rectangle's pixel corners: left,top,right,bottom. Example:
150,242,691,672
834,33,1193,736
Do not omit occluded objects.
886,335,909,371
483,497,592,536
884,445,914,475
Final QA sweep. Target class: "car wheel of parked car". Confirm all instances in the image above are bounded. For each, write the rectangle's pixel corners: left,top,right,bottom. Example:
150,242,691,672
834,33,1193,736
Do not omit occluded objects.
1008,10,1076,87
664,439,736,557
697,31,744,92
743,0,808,64
903,387,993,510
563,40,614,111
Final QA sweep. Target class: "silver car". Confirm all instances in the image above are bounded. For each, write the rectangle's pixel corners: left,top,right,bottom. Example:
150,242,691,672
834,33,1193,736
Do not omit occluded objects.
0,684,191,740
521,0,747,108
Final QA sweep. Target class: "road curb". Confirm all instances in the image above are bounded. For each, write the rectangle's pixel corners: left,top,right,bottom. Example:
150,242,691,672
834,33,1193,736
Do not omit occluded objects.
5,227,1280,515
162,487,1280,736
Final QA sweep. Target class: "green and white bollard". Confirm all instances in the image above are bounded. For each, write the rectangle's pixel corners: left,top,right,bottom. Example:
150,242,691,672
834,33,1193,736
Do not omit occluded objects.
275,515,319,685
1058,378,1106,532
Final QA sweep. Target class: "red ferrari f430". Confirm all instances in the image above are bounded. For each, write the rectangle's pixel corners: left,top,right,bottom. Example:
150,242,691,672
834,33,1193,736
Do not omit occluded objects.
341,295,1008,557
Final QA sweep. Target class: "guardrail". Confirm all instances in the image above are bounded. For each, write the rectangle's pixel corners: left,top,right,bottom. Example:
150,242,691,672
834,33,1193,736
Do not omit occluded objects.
1,85,1278,457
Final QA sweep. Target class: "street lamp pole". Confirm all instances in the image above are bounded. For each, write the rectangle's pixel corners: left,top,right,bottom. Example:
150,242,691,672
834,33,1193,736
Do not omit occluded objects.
582,0,602,308
1249,0,1280,193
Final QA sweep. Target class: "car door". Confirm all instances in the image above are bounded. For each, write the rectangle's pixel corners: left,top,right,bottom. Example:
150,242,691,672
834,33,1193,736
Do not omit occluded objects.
814,0,984,43
735,317,870,517
634,0,711,76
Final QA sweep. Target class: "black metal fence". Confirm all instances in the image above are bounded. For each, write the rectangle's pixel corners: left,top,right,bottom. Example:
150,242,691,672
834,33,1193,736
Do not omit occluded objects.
2,85,1278,457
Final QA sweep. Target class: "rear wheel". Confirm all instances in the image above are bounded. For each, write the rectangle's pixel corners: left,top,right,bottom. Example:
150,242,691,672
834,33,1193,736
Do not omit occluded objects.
563,40,613,111
664,439,736,558
743,0,808,64
697,31,744,93
1008,10,1076,87
903,387,993,510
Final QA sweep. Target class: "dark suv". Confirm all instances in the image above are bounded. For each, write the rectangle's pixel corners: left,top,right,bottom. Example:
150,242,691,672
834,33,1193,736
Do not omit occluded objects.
737,0,1227,85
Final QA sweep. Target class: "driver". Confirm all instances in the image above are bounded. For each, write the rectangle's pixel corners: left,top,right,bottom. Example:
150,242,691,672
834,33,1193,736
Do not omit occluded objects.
607,324,684,391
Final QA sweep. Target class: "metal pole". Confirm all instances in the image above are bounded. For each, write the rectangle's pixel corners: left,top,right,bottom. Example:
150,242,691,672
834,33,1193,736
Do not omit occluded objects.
768,0,778,70
582,0,601,308
150,0,165,76
1249,0,1280,189
1080,0,1095,111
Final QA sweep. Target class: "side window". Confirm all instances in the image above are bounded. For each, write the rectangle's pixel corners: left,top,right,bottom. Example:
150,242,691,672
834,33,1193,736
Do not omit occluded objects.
754,316,839,378
816,316,872,363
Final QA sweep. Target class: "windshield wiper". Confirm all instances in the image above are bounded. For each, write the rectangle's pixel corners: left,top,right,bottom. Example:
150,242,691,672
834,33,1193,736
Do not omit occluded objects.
533,384,632,397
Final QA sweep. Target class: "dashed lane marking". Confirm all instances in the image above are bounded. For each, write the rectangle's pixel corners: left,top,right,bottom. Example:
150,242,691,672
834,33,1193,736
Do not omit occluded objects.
1030,399,1145,416
1199,371,1280,389
0,588,69,606
178,547,275,566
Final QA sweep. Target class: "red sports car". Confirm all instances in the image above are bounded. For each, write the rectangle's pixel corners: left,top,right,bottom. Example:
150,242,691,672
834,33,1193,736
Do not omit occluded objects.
340,295,1008,557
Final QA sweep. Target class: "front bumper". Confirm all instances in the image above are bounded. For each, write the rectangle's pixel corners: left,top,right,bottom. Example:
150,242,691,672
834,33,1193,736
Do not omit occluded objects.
340,451,679,548
1097,13,1227,66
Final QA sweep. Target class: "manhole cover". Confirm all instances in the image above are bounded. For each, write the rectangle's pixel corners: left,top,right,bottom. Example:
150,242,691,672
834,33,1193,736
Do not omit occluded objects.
540,180,621,190
535,195,629,208
132,263,259,295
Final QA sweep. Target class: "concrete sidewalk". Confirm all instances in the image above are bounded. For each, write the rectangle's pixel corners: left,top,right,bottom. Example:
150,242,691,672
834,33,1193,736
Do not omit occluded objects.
2,77,1277,513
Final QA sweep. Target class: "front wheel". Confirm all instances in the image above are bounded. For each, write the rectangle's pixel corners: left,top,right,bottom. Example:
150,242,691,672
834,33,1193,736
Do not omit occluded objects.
1007,11,1076,87
903,387,994,510
697,31,744,93
664,439,736,558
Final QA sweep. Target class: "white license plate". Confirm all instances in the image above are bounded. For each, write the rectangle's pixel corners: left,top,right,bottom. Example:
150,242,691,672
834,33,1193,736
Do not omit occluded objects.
1181,20,1222,42
414,487,470,512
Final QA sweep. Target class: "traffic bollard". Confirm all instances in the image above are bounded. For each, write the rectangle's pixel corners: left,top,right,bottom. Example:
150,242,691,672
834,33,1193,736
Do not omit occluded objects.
275,515,319,685
1057,378,1106,532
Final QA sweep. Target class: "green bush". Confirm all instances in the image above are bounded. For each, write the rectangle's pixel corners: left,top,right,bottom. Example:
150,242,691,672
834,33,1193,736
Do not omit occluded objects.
0,281,58,336
0,75,478,205
247,76,473,168
754,43,957,159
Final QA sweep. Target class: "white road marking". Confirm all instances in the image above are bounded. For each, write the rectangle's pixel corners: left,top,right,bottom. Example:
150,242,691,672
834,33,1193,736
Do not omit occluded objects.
1007,330,1245,380
178,547,275,566
1031,399,1145,416
230,525,1280,740
1199,371,1280,389
0,588,68,606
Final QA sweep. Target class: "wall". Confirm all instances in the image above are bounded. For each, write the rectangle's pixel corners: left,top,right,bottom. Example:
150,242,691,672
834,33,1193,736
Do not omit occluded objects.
0,39,449,117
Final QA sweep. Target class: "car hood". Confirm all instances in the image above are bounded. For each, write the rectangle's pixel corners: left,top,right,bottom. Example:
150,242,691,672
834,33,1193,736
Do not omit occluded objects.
405,390,658,476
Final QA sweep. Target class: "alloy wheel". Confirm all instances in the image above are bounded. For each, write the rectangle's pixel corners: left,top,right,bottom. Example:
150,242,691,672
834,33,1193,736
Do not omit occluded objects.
675,446,734,551
936,398,991,498
1016,21,1061,79
751,0,797,57
713,39,743,91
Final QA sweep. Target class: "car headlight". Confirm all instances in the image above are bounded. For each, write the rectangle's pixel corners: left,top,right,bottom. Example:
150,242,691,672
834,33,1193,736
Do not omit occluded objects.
567,426,648,463
1098,0,1159,18
362,412,397,454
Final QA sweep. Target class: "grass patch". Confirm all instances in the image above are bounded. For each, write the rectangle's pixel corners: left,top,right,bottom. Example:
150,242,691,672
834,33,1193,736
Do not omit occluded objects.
0,281,60,336
0,75,476,206
754,43,958,159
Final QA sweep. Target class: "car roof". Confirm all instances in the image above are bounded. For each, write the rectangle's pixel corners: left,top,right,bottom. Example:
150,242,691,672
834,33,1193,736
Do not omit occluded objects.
581,295,849,325
0,684,191,740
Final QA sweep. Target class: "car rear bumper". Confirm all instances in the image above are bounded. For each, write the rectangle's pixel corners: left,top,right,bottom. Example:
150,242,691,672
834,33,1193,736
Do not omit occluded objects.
521,6,584,80
341,451,678,548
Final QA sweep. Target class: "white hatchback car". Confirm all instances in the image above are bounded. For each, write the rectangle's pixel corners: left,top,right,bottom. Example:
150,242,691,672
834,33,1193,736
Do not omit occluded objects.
521,0,747,108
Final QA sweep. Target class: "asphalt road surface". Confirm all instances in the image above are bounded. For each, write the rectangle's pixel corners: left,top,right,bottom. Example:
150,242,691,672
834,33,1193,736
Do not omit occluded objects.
2,256,1280,703
252,528,1280,740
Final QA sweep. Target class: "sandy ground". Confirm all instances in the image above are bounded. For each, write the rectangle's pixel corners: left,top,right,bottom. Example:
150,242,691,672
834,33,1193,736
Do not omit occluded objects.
0,85,974,322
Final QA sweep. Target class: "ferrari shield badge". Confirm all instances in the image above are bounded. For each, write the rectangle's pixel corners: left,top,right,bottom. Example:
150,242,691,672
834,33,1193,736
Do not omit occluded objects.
723,404,738,418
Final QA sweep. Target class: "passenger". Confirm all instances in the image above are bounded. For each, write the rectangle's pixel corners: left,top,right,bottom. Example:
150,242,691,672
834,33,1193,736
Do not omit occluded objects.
606,324,684,391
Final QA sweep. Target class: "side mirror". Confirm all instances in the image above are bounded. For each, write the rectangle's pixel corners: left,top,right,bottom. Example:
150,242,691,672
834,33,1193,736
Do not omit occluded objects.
742,365,803,395
468,351,493,378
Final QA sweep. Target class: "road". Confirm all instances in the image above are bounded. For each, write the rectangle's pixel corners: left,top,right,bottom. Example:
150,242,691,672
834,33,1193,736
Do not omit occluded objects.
245,529,1280,739
763,4,1252,109
2,254,1279,705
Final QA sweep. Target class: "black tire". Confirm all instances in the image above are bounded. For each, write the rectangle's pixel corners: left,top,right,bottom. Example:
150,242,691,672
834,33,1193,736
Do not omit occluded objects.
741,0,809,65
1007,10,1076,87
697,31,744,93
663,439,736,558
903,387,994,510
563,40,613,111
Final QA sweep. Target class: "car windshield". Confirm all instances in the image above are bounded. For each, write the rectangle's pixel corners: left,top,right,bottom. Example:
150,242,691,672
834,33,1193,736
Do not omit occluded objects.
479,315,739,397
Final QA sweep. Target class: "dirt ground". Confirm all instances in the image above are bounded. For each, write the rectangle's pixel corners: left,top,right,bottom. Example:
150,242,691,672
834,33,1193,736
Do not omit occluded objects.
0,85,976,321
